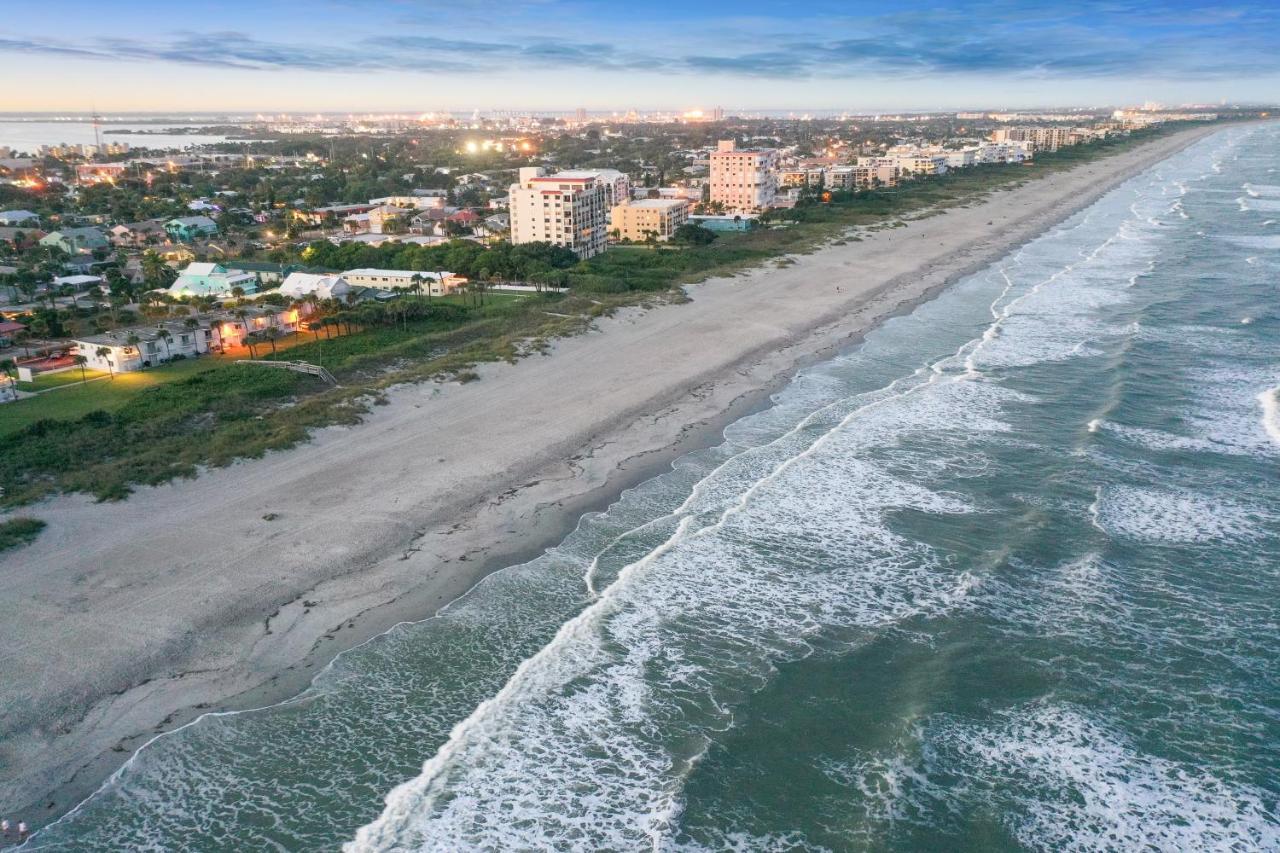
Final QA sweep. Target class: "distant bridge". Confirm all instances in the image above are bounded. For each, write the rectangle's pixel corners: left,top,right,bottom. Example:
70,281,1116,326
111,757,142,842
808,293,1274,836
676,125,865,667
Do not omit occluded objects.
237,359,338,386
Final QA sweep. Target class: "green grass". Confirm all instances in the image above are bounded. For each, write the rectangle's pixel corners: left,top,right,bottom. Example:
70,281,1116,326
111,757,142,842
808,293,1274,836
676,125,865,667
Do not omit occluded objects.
1,358,231,439
1,363,340,505
0,517,46,552
16,369,111,392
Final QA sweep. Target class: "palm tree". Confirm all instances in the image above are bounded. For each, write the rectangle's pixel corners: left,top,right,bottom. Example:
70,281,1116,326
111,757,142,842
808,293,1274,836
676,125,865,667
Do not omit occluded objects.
156,328,173,361
125,334,143,369
262,327,279,355
93,345,113,379
233,309,249,350
72,353,88,383
0,358,16,400
243,332,258,358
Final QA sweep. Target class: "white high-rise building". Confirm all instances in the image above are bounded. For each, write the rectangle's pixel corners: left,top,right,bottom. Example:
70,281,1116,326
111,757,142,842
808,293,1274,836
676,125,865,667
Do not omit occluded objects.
709,140,778,212
554,169,631,210
509,167,608,258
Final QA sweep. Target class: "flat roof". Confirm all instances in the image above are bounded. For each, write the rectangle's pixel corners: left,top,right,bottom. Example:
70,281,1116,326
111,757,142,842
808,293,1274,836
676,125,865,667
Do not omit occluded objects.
623,198,690,209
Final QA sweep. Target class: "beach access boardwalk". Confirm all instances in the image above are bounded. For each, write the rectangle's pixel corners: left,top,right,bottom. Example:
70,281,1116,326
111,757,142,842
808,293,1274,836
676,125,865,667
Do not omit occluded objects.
236,359,338,385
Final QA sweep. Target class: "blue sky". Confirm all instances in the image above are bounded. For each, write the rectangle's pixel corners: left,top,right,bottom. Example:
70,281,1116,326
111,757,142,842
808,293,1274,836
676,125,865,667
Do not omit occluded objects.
1,0,1277,111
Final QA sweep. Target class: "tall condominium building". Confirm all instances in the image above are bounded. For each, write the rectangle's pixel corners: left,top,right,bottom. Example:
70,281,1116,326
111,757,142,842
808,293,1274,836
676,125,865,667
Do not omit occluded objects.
509,167,608,258
610,198,691,242
553,169,632,210
709,140,778,213
991,126,1076,152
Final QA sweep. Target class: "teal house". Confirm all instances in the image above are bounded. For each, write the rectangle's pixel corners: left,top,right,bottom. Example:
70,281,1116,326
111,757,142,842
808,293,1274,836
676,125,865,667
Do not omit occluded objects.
165,216,219,242
167,262,259,298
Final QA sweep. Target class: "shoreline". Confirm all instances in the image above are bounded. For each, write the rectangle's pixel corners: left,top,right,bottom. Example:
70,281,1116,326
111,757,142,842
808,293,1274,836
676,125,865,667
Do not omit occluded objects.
0,123,1224,827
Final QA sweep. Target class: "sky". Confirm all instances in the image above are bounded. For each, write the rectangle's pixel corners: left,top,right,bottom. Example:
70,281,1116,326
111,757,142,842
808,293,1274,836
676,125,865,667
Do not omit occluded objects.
1,0,1278,112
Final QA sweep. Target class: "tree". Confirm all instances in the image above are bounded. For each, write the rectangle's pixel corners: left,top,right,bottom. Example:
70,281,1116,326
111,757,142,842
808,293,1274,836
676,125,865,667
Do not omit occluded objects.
140,250,175,290
233,309,249,348
262,326,279,355
673,223,718,245
0,358,16,400
125,334,143,368
156,328,173,361
96,345,114,379
72,353,88,383
243,333,258,358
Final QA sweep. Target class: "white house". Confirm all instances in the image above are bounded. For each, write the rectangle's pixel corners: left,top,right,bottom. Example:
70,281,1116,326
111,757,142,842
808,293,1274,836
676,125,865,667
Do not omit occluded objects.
278,272,351,301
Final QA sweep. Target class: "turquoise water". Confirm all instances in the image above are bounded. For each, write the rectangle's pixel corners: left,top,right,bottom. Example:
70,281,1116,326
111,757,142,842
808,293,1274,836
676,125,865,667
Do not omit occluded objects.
27,123,1280,850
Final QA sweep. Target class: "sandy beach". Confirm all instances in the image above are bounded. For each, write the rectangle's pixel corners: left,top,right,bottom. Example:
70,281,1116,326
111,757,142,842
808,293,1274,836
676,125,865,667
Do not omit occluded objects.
0,124,1221,823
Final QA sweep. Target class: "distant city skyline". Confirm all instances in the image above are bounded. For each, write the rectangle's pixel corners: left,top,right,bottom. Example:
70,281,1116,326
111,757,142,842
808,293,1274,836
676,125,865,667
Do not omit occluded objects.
2,0,1278,112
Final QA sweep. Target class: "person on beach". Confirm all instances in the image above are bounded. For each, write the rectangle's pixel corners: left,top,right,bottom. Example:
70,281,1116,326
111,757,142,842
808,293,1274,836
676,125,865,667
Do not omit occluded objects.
1,818,9,837
17,821,27,841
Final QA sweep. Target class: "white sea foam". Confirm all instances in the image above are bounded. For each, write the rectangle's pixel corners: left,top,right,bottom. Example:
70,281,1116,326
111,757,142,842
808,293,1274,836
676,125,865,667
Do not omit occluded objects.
1239,197,1280,212
1258,386,1280,447
348,371,991,849
927,705,1280,852
1092,484,1270,543
1088,420,1236,455
1225,234,1280,250
1242,182,1280,197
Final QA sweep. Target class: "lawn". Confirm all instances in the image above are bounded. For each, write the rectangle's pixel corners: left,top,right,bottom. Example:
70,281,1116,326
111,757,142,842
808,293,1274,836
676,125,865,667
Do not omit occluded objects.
16,368,111,392
1,357,231,438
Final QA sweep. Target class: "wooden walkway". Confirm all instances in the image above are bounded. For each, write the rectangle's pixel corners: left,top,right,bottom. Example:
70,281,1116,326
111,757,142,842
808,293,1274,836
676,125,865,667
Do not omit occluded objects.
236,359,338,385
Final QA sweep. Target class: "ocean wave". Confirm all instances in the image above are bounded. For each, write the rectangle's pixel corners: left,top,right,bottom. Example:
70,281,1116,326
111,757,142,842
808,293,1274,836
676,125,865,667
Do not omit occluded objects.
924,705,1279,852
1258,386,1280,447
1091,484,1271,544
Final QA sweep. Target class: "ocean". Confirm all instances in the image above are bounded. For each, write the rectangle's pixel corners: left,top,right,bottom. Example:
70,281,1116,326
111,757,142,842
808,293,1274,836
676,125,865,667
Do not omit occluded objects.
26,122,1280,850
0,121,229,154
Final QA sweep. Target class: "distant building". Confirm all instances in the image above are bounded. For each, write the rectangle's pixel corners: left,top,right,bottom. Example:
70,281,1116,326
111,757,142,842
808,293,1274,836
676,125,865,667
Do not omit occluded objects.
0,210,39,226
165,216,219,242
277,272,351,301
39,227,109,256
108,220,167,247
73,321,213,373
343,205,408,235
688,213,758,232
709,140,778,213
552,169,632,210
168,262,259,298
509,167,608,259
340,268,466,296
611,198,691,242
0,227,45,248
75,163,128,185
207,305,303,350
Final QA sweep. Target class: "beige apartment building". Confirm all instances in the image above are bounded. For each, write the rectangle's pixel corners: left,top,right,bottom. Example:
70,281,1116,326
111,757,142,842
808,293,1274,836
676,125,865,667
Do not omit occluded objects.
709,140,778,212
991,126,1077,152
610,198,691,242
509,167,608,258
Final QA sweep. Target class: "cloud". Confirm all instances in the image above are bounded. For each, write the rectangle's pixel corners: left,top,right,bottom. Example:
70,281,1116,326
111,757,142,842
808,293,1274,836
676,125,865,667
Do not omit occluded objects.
1,1,1278,82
